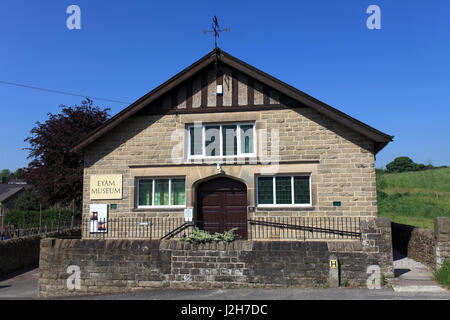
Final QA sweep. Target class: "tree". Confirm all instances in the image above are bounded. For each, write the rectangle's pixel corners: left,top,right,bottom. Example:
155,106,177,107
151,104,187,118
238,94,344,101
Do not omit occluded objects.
0,169,11,183
14,189,40,211
386,156,418,173
24,99,110,207
13,168,26,180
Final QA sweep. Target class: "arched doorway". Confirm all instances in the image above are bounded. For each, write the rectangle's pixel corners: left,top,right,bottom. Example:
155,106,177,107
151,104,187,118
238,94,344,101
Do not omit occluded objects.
196,177,248,239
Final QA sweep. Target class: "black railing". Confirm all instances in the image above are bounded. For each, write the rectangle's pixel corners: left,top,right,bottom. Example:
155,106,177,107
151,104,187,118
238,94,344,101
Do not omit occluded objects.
248,217,361,240
82,216,361,241
0,219,81,240
82,217,189,239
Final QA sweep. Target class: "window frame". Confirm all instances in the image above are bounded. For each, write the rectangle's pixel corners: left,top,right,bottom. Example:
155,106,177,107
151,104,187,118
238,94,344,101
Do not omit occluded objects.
256,175,312,208
136,177,186,209
187,122,256,160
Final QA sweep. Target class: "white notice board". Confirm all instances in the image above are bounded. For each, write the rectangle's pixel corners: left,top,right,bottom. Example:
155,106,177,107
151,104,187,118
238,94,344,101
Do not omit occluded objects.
89,204,108,233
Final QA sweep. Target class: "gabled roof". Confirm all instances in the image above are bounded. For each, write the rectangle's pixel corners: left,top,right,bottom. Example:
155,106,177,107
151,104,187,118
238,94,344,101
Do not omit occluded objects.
0,184,30,202
70,48,392,154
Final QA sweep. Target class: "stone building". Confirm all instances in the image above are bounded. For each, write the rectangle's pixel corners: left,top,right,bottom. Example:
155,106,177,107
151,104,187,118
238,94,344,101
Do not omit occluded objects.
70,48,392,240
37,48,396,296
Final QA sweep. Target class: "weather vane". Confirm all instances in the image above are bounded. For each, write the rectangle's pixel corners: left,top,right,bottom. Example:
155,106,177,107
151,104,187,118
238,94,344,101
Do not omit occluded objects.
203,16,230,49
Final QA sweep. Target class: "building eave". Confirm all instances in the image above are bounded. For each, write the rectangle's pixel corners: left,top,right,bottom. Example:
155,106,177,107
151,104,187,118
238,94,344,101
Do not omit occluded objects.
70,48,392,154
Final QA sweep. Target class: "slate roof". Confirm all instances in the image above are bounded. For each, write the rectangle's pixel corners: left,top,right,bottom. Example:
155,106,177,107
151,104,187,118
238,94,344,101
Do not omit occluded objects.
70,48,392,154
0,184,32,202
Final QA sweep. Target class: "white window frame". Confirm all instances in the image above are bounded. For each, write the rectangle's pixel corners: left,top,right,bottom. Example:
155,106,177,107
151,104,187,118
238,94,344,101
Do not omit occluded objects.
137,178,186,209
187,122,256,159
256,175,312,207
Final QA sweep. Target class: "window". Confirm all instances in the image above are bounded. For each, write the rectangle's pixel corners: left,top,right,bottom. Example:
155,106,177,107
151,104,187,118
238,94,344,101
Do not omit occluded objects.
187,123,255,158
257,175,311,206
137,178,186,208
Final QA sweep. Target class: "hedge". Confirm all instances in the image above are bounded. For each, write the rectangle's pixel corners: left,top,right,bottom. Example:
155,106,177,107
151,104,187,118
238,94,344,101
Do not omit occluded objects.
3,208,78,227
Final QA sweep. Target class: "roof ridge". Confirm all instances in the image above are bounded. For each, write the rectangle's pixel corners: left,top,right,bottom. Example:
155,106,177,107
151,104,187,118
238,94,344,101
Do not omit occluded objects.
69,49,392,153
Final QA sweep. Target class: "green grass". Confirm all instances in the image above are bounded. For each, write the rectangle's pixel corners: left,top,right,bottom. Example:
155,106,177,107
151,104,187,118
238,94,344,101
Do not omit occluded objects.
377,167,450,229
433,259,450,287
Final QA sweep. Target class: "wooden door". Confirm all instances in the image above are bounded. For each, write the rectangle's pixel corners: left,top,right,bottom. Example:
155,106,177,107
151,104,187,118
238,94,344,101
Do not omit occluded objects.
197,177,248,239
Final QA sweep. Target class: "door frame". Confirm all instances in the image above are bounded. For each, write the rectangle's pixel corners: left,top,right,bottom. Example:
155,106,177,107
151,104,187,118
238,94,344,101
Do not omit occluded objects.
195,175,248,239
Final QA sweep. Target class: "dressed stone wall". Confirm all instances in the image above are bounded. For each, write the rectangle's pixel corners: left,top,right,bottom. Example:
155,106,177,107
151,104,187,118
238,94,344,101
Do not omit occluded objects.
38,218,393,298
83,107,377,222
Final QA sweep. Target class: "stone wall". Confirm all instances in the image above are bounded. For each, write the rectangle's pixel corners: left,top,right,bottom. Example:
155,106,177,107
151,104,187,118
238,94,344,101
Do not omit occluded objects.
0,229,80,278
435,217,450,269
38,218,393,298
391,217,450,270
0,235,40,277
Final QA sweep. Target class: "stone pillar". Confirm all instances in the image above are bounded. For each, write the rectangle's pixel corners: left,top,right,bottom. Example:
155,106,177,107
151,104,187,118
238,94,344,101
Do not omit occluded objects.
328,254,339,288
435,217,450,269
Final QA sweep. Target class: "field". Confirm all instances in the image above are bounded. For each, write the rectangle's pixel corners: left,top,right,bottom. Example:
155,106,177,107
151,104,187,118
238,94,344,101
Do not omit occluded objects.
376,167,450,229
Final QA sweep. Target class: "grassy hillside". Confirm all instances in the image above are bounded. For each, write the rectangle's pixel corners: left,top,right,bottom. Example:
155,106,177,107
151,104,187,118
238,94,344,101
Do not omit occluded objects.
376,167,450,229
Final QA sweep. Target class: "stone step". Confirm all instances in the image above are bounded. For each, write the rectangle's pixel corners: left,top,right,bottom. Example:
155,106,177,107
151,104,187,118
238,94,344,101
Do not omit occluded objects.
391,279,447,293
395,268,434,281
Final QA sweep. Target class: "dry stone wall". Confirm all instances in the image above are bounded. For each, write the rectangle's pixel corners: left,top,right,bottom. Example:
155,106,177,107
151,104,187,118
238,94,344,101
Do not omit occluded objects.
391,217,450,270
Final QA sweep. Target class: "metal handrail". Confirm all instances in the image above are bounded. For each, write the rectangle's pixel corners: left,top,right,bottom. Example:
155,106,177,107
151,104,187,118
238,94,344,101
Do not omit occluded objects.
160,222,194,240
248,218,361,239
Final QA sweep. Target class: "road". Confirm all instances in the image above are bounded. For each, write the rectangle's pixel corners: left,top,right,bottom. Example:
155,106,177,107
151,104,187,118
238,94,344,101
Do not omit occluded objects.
0,268,448,300
0,267,38,299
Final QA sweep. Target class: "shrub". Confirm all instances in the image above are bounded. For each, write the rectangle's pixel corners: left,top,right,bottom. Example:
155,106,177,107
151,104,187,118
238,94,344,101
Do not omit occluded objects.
433,259,450,287
376,175,387,190
14,189,40,211
181,227,239,243
385,156,432,173
4,208,76,227
377,191,389,202
386,157,417,173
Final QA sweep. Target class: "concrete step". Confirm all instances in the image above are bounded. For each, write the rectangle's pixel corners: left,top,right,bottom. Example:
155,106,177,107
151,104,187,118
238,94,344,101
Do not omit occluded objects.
391,279,447,293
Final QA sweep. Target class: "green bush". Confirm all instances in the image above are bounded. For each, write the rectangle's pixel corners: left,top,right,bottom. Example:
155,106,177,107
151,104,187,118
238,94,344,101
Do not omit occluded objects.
181,227,239,243
14,189,40,211
376,167,450,229
377,191,389,202
4,208,76,227
376,175,387,190
433,259,450,287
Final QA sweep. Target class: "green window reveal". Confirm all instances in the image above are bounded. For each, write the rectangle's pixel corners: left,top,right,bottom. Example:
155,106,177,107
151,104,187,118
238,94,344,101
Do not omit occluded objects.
205,126,220,157
257,175,311,206
257,177,274,204
190,126,202,156
276,176,292,204
138,178,186,207
222,125,237,156
138,180,152,206
171,179,186,205
154,179,169,206
240,125,254,154
188,123,254,158
294,176,310,204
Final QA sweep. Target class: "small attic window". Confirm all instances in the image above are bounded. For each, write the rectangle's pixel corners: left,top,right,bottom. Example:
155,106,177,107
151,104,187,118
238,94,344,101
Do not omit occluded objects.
216,84,223,96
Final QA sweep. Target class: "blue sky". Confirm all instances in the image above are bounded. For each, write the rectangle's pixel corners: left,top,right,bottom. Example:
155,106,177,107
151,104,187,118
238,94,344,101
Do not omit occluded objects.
1,0,449,171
